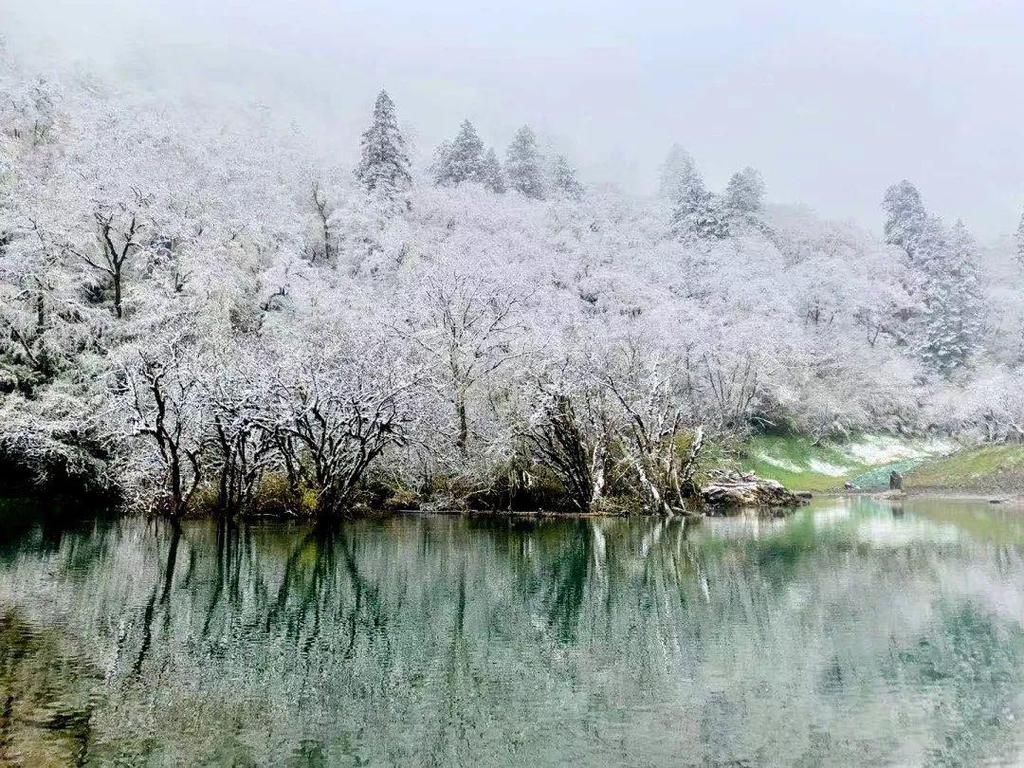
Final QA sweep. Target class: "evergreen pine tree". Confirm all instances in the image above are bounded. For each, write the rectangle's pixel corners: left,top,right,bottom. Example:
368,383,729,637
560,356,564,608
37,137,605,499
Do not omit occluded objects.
658,144,698,200
917,219,985,376
551,154,584,200
480,148,506,194
882,180,927,257
725,167,766,215
879,182,956,364
670,166,729,240
355,90,412,200
433,120,485,186
429,140,453,186
505,126,545,199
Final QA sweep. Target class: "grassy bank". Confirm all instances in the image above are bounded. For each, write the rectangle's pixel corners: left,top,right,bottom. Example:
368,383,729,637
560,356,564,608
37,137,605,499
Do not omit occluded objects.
744,435,1024,496
741,436,862,492
904,445,1024,494
742,434,953,492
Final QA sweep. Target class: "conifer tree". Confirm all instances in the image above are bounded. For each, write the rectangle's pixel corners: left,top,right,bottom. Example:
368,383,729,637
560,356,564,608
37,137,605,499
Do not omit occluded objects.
725,167,765,215
658,144,698,200
355,90,412,200
505,126,545,199
917,219,985,375
429,140,453,186
882,180,927,257
480,148,506,194
670,166,729,240
433,120,485,186
551,154,584,200
881,181,950,360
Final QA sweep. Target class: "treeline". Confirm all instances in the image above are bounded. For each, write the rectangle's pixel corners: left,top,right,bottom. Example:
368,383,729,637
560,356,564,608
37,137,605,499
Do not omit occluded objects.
354,89,991,380
103,328,716,519
360,91,584,201
2,57,1024,519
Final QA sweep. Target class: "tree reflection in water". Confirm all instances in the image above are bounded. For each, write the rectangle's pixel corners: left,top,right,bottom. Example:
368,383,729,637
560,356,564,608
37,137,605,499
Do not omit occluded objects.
0,499,1023,766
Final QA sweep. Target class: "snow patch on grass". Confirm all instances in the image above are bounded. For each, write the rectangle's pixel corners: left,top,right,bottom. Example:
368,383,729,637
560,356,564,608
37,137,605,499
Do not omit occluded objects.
841,435,953,465
747,434,958,492
756,454,804,474
807,459,850,477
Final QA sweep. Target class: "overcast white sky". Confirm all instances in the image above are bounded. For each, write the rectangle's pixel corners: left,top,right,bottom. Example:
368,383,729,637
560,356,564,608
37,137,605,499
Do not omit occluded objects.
5,0,1024,238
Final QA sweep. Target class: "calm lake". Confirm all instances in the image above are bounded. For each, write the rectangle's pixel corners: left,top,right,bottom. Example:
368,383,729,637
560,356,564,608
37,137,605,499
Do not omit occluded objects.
2,498,1024,767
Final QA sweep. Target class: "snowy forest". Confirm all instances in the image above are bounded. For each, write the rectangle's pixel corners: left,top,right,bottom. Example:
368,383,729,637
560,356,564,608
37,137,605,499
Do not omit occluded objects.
2,48,1023,519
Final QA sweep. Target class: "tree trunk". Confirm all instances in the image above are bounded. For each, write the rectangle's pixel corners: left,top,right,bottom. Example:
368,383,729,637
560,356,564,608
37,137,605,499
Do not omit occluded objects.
113,265,123,319
455,392,468,453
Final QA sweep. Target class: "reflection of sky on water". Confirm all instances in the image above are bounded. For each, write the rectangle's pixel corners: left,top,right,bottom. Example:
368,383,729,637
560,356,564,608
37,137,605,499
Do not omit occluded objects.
808,502,853,526
857,515,962,546
692,511,791,540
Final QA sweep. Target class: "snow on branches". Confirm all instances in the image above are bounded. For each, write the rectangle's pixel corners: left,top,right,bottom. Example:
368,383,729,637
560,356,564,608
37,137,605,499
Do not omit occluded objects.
1,51,1018,516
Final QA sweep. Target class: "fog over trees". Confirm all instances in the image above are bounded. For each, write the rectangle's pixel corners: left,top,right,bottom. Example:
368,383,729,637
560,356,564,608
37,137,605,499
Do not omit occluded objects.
2,47,1024,517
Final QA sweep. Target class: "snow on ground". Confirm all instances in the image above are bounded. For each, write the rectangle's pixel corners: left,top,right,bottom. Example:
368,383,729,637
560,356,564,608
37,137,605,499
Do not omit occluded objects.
840,435,954,465
756,456,805,473
807,459,850,477
754,435,957,484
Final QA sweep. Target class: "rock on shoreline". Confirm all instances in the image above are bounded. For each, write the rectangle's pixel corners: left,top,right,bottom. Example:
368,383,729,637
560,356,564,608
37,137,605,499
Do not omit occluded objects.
701,471,811,512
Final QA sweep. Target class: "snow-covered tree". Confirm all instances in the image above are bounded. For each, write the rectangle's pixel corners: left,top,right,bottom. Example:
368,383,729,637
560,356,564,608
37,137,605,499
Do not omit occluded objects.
428,140,453,185
404,271,528,455
307,180,334,264
122,335,208,517
432,119,485,186
267,330,419,515
355,90,412,201
879,182,984,375
670,169,729,240
505,125,545,199
62,191,154,320
551,154,584,200
883,180,927,257
480,148,506,194
725,167,766,215
916,219,986,376
658,144,698,200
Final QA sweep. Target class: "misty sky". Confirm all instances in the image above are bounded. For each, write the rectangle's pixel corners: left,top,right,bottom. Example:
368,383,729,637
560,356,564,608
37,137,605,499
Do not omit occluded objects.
5,0,1024,238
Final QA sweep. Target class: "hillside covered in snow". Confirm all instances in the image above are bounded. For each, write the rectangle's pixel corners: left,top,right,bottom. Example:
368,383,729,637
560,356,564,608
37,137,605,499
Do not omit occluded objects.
2,49,1023,516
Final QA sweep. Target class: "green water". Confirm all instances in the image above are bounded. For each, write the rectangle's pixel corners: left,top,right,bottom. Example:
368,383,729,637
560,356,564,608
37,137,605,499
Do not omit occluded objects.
2,499,1024,767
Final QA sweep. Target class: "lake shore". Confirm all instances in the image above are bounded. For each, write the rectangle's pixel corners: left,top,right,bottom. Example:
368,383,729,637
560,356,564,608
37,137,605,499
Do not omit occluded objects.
823,489,1024,504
